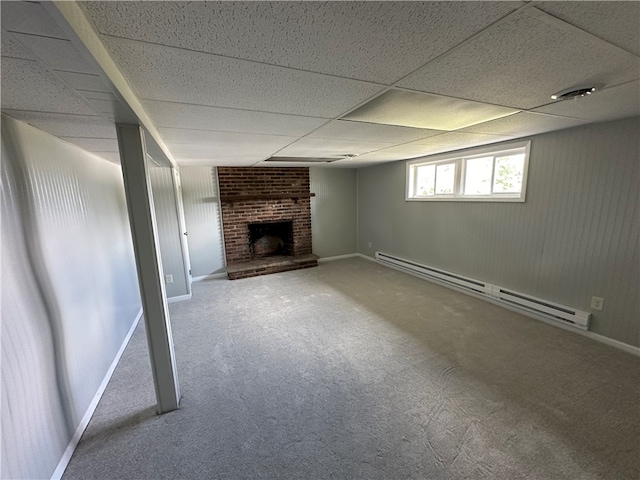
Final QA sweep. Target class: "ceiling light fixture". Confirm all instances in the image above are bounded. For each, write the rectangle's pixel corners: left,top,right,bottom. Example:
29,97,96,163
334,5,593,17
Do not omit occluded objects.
551,86,597,101
342,90,518,130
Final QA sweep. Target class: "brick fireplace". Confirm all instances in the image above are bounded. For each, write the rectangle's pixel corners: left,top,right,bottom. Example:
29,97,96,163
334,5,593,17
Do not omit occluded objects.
218,167,318,280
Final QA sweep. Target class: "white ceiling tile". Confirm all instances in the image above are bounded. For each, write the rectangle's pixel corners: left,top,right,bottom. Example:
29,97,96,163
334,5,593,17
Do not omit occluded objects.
327,160,382,169
179,158,259,167
257,158,372,169
2,110,116,138
376,142,455,158
398,9,639,109
533,81,640,122
82,2,519,84
535,2,640,56
11,33,96,74
340,151,429,164
1,1,67,39
276,137,395,158
343,90,519,130
163,131,298,164
143,100,328,136
348,144,450,168
55,71,111,93
458,112,588,137
355,133,516,163
308,120,444,143
102,37,385,117
85,98,126,120
169,145,270,165
61,137,119,152
181,158,259,167
412,131,515,147
157,127,296,147
1,32,36,60
257,160,336,168
1,57,99,115
265,157,341,163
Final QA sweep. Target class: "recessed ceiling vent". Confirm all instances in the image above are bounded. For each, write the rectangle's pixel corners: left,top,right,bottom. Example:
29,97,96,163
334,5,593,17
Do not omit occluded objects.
265,156,340,163
265,154,360,164
551,86,597,101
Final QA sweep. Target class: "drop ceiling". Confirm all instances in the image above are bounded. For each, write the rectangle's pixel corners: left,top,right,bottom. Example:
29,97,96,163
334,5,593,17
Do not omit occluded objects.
1,1,638,168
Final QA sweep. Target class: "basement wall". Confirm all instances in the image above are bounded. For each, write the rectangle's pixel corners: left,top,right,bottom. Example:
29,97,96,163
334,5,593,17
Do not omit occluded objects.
310,167,358,258
1,115,142,479
357,116,640,347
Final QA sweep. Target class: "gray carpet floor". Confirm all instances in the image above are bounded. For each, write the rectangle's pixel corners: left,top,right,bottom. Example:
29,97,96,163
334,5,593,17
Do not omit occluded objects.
63,257,639,480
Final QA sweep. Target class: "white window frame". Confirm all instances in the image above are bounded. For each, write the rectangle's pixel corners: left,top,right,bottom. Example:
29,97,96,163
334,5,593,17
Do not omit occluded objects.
406,140,531,202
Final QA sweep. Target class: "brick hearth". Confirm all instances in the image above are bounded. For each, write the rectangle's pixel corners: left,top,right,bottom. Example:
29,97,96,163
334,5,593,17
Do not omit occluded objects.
218,167,318,279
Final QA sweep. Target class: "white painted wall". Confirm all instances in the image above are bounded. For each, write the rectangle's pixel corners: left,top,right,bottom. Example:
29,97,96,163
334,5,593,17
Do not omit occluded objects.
310,167,358,258
357,117,640,347
1,116,141,479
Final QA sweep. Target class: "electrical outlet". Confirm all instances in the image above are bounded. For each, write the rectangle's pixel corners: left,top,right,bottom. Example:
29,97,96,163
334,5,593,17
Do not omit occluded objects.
368,242,372,248
590,296,604,311
165,274,173,284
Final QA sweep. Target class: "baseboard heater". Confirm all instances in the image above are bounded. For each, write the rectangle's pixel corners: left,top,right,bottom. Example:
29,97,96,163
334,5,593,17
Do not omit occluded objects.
375,252,590,331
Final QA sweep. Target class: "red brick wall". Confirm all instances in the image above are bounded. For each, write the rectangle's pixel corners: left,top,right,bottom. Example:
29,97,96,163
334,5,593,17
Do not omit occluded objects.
218,167,312,265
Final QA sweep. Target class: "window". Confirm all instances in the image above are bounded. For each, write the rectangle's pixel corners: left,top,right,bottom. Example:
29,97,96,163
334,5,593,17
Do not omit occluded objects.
406,141,530,202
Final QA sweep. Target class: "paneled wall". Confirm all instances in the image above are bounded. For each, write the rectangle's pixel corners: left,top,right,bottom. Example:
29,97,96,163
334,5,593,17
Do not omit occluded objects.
310,167,358,258
179,167,225,277
149,167,189,298
357,117,639,347
1,115,141,479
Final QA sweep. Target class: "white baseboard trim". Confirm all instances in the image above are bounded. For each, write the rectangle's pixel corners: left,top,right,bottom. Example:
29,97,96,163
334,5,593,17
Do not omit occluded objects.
317,253,360,263
191,272,227,282
51,308,143,480
167,293,192,303
481,296,640,357
374,259,640,357
583,332,640,356
356,253,377,262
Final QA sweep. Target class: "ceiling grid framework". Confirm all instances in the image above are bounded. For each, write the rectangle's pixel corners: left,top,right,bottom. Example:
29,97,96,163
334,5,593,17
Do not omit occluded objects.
1,1,638,168
1,1,120,161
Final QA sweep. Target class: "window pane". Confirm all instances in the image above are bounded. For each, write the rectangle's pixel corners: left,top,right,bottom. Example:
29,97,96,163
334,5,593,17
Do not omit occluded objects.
463,156,493,195
416,165,435,196
493,154,525,193
435,163,455,194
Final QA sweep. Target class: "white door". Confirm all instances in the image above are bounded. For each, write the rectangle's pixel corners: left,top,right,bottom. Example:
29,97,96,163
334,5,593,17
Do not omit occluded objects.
172,168,193,290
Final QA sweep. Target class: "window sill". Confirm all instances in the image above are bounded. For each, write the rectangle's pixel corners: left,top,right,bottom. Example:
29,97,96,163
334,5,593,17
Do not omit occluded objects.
406,196,525,203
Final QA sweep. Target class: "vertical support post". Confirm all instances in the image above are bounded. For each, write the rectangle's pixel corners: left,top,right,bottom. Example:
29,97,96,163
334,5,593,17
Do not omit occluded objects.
116,124,180,413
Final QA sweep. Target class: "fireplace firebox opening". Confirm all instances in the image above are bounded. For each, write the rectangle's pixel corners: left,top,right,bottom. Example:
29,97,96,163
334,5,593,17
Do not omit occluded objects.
248,220,294,259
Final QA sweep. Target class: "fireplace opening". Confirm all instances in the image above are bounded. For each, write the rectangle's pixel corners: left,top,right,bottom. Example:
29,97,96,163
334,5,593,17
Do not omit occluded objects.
248,220,294,259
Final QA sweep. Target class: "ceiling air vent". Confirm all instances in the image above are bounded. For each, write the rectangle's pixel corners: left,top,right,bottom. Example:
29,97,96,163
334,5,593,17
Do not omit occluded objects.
551,86,597,101
265,156,340,163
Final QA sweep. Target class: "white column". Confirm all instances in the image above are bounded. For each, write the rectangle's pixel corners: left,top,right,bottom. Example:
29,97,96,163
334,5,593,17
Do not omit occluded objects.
116,124,180,413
